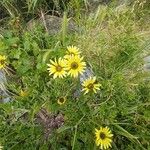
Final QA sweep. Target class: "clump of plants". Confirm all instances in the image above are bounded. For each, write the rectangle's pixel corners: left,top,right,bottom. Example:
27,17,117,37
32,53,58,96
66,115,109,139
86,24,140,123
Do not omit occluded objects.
0,1,150,150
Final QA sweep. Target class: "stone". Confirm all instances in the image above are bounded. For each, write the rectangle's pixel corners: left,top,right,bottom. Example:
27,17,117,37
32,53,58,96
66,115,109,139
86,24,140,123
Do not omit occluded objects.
144,55,150,71
27,15,78,35
73,66,94,99
80,67,94,83
0,70,11,103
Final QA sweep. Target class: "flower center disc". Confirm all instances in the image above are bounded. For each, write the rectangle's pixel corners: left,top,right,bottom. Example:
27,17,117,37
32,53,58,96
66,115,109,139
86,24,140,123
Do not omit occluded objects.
56,65,62,72
87,83,94,90
59,98,65,103
69,52,74,55
100,132,106,140
71,62,78,70
0,60,5,65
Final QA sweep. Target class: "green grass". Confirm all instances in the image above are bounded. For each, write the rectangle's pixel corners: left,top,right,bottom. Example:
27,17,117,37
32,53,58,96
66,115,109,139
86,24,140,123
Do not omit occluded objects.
0,1,150,150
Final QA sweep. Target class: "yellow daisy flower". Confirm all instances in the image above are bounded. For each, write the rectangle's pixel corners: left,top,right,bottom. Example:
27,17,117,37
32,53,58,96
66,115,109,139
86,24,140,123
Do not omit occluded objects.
64,46,81,58
65,55,86,78
95,126,113,150
0,55,7,69
57,97,66,105
47,58,67,79
20,89,28,97
82,76,101,94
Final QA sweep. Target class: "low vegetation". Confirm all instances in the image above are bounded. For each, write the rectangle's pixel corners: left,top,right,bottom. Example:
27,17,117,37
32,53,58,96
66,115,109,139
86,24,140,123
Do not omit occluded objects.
0,0,150,149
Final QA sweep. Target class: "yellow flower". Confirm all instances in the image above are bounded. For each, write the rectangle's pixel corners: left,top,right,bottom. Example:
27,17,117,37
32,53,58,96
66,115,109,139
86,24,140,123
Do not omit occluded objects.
47,58,67,79
82,76,101,94
95,127,113,150
20,90,28,97
57,97,66,105
0,55,7,69
65,55,86,78
64,46,81,58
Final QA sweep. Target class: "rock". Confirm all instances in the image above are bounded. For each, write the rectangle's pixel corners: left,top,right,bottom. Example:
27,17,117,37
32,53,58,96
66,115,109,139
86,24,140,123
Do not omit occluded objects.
73,66,94,99
144,55,150,63
27,15,78,35
80,67,94,83
0,70,11,103
144,55,150,71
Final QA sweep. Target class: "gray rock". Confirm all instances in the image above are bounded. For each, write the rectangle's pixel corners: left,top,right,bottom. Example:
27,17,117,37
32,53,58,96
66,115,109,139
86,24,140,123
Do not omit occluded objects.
73,66,94,98
80,67,94,83
27,15,78,35
144,63,150,71
0,70,11,103
144,55,150,71
144,55,150,63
